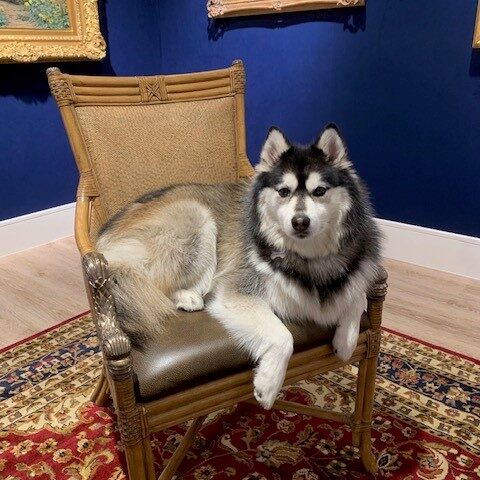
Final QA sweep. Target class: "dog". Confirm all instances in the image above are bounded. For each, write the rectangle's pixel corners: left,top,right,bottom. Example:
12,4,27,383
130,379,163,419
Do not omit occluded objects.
96,123,382,409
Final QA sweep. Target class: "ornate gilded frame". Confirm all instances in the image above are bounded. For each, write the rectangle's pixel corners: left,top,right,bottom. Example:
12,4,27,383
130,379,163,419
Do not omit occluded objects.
474,1,480,48
0,0,105,63
207,0,364,18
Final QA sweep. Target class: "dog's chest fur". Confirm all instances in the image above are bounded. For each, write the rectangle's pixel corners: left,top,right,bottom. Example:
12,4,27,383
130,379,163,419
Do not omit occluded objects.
245,243,366,326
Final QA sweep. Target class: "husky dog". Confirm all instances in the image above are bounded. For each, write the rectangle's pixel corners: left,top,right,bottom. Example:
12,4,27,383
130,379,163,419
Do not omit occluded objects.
96,124,381,409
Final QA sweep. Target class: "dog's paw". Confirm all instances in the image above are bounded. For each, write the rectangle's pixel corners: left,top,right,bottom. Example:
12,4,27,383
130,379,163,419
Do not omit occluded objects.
253,366,283,410
253,343,292,410
332,327,357,362
172,290,204,312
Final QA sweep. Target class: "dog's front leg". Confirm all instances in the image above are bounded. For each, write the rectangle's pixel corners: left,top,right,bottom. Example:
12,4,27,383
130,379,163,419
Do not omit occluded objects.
209,289,293,409
332,299,365,362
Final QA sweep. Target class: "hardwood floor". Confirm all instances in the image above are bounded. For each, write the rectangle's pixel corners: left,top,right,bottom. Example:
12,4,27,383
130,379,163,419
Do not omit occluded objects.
382,258,480,358
0,237,479,359
0,237,88,348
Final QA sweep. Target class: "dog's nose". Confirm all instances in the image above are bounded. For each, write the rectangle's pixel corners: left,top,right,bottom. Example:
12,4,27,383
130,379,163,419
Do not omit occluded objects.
291,214,310,232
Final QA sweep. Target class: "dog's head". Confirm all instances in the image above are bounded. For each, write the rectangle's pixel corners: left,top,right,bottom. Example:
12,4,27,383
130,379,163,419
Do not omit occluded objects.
253,124,363,255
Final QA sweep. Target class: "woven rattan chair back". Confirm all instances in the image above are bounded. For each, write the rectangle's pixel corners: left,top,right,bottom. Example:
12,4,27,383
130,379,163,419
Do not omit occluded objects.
47,61,253,240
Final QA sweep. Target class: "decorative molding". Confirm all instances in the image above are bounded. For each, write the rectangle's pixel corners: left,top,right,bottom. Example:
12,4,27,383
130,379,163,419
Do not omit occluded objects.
377,218,480,280
0,202,75,258
0,0,106,63
474,0,480,48
139,76,167,102
207,0,364,18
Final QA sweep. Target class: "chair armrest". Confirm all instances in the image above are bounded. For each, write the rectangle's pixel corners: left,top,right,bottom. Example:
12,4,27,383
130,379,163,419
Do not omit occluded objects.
82,251,131,359
367,265,388,299
83,253,144,446
366,265,388,331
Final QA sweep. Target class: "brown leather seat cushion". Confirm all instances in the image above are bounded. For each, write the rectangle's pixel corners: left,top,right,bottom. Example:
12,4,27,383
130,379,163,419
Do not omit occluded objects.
132,310,370,401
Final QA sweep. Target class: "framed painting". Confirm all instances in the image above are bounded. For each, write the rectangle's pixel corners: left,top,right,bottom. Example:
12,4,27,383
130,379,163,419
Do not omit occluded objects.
474,0,480,48
208,0,365,18
0,0,105,63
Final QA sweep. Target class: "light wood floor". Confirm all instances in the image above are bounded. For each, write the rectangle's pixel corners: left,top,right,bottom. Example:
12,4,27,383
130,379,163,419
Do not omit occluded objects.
0,237,479,359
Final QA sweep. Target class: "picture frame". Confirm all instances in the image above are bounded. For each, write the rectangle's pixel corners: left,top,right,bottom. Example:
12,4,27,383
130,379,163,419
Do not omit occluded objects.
474,0,480,48
207,0,365,19
0,0,106,63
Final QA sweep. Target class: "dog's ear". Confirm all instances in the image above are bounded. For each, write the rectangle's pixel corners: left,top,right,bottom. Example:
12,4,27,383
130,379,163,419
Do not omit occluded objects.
256,127,290,172
315,123,350,167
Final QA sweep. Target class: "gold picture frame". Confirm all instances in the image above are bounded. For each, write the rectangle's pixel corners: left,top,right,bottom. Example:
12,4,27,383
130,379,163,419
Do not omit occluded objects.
0,0,106,63
207,0,365,18
474,0,480,48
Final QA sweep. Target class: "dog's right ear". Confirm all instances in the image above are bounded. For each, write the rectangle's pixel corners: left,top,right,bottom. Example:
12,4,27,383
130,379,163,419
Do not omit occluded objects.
256,127,290,173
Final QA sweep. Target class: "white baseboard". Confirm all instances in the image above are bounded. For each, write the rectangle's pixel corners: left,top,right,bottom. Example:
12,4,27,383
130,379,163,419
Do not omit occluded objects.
377,218,480,280
1,204,479,280
0,202,75,258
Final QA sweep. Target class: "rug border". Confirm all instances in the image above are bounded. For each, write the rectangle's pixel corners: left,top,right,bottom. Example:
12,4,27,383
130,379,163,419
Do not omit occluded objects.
382,326,480,365
0,310,91,355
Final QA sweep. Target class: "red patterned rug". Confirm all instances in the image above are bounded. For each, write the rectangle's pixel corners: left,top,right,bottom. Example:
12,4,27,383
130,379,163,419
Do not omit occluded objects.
0,313,478,479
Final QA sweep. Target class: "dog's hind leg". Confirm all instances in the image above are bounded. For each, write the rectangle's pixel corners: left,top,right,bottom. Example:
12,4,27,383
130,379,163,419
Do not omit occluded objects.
170,206,217,312
209,288,294,410
332,299,365,361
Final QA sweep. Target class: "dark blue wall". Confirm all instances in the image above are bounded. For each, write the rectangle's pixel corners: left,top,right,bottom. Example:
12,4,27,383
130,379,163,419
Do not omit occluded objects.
1,0,479,237
158,0,480,237
0,0,161,221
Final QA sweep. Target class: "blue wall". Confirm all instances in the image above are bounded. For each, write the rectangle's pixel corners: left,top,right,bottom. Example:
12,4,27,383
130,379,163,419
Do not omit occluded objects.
0,0,162,221
1,0,479,237
158,0,480,237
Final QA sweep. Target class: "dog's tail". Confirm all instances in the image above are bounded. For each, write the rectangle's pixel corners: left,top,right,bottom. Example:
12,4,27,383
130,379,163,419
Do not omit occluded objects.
109,264,176,347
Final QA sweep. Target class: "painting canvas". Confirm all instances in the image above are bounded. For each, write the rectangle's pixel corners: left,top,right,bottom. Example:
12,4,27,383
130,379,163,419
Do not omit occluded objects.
0,0,70,29
0,0,105,62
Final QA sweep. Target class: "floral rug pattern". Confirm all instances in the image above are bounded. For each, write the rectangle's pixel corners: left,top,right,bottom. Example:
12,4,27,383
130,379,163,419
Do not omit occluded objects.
0,314,478,479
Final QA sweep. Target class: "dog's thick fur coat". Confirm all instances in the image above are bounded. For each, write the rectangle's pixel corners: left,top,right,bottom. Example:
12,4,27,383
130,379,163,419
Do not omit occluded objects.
97,124,381,409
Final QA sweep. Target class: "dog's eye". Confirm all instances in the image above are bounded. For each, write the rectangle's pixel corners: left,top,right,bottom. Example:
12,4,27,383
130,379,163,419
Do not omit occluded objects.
312,186,327,197
278,188,290,198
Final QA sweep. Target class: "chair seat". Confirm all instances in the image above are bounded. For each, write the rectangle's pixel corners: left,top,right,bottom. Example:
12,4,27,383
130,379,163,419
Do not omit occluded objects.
132,309,370,401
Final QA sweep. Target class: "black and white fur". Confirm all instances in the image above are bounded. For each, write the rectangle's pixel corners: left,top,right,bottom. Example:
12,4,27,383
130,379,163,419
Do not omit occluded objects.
97,124,382,410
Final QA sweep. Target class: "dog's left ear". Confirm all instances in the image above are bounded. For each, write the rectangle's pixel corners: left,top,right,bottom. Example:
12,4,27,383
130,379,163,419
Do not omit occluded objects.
315,123,349,166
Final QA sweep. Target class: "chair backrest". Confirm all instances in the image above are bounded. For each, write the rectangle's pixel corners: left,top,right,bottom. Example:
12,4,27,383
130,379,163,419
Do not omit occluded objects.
47,61,253,239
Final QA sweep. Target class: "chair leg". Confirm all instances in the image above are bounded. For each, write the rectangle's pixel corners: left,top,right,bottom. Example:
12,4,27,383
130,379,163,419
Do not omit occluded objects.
123,438,155,480
358,355,379,474
351,358,368,447
158,415,206,480
90,368,110,406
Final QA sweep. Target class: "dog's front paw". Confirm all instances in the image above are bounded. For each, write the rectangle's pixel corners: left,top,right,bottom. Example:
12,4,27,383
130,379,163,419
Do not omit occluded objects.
172,290,204,312
332,326,358,362
253,342,292,410
253,366,283,410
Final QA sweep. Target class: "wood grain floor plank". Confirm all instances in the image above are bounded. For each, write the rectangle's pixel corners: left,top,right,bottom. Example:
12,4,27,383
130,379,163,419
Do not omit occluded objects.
0,237,88,347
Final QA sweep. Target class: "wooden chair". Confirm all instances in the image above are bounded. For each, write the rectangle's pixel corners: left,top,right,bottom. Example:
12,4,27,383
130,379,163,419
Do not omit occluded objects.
47,61,388,480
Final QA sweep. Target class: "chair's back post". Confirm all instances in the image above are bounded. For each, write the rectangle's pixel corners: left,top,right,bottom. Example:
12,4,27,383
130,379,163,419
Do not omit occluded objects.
47,68,91,175
47,67,101,255
231,60,255,178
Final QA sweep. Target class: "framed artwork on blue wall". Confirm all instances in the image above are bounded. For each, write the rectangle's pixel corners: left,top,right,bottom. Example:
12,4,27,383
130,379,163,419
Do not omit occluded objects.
474,1,480,47
207,0,364,18
0,0,105,62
